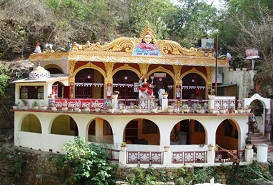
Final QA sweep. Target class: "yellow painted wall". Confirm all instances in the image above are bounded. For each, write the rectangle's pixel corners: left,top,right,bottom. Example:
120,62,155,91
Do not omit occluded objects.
21,114,41,133
138,119,160,145
51,115,76,136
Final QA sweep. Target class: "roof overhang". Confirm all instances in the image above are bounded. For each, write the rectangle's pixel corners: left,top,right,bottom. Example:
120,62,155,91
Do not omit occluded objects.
11,75,69,84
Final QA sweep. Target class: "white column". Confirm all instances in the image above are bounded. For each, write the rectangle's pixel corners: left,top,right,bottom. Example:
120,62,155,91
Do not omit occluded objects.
257,144,268,163
119,151,127,165
163,151,172,166
208,95,215,110
207,151,215,164
112,99,118,109
162,99,168,112
244,149,254,162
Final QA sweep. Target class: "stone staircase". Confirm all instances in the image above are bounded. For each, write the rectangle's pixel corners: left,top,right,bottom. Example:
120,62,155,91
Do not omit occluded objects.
248,129,273,154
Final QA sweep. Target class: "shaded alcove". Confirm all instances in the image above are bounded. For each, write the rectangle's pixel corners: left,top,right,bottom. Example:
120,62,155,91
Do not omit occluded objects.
75,68,104,98
170,119,205,145
21,114,42,133
216,119,238,150
124,119,160,145
51,115,78,136
182,73,206,99
112,70,139,99
87,118,113,144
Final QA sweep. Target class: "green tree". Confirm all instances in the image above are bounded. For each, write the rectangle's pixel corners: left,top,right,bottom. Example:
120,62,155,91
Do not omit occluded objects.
0,63,10,96
165,0,218,48
219,0,273,96
60,136,117,185
121,0,176,39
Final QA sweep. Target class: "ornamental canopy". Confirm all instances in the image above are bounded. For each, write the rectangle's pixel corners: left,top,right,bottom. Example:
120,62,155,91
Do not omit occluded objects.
29,25,229,67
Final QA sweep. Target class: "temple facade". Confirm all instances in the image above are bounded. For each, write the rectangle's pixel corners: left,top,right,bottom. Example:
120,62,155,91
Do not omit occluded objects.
12,25,267,166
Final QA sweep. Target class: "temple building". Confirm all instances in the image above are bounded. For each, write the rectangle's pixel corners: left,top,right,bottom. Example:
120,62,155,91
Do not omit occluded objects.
11,25,269,166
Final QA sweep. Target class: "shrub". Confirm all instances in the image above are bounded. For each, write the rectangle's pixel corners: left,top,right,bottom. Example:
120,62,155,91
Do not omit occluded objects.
59,136,117,185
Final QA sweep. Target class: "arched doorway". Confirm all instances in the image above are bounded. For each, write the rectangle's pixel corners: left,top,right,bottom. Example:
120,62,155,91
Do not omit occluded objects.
21,114,41,133
171,119,205,145
87,118,113,144
182,73,205,99
52,81,65,99
51,115,78,136
151,72,174,99
216,119,238,150
124,119,160,145
75,68,104,98
113,70,139,99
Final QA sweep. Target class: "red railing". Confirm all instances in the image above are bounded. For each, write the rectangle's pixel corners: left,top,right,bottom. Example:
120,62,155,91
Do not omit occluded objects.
172,151,207,164
103,148,120,161
127,151,163,164
215,149,245,163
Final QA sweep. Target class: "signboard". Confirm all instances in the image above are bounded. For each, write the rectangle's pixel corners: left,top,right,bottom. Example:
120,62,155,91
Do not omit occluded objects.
154,73,166,78
245,48,260,59
201,38,214,49
51,99,105,109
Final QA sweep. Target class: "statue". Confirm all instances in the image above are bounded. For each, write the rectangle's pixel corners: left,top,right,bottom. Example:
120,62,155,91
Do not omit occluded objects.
132,25,162,56
139,75,153,97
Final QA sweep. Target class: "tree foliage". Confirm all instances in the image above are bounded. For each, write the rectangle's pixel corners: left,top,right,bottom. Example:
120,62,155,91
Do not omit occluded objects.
0,0,219,60
219,0,273,97
60,136,117,185
165,0,218,47
0,63,10,96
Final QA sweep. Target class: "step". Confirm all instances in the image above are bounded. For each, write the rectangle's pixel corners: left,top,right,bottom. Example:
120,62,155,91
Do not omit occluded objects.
248,132,263,137
249,136,267,139
251,140,270,144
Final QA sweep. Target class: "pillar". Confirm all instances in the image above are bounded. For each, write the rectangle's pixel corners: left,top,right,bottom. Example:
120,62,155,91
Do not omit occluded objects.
244,149,254,162
257,144,268,163
207,150,215,164
119,150,127,165
163,151,172,166
208,95,215,110
162,99,168,112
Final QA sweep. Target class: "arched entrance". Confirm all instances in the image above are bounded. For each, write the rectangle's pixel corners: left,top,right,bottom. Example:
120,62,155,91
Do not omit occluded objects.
51,115,78,136
182,73,205,99
21,114,41,133
75,68,104,98
52,81,65,99
113,70,139,99
244,93,271,139
216,119,238,150
87,118,113,144
124,119,160,145
171,119,205,145
151,72,174,99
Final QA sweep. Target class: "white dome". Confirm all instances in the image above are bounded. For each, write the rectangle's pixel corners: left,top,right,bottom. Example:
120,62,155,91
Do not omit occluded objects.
29,65,51,79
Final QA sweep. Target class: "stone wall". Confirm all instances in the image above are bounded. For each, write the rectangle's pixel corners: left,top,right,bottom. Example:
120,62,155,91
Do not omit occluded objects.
223,69,256,100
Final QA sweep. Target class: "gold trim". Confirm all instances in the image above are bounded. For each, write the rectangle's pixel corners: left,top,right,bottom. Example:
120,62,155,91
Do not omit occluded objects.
113,64,141,78
28,26,229,67
73,62,106,78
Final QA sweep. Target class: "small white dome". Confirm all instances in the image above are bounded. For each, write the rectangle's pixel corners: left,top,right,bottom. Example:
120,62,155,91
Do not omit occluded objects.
29,65,51,79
